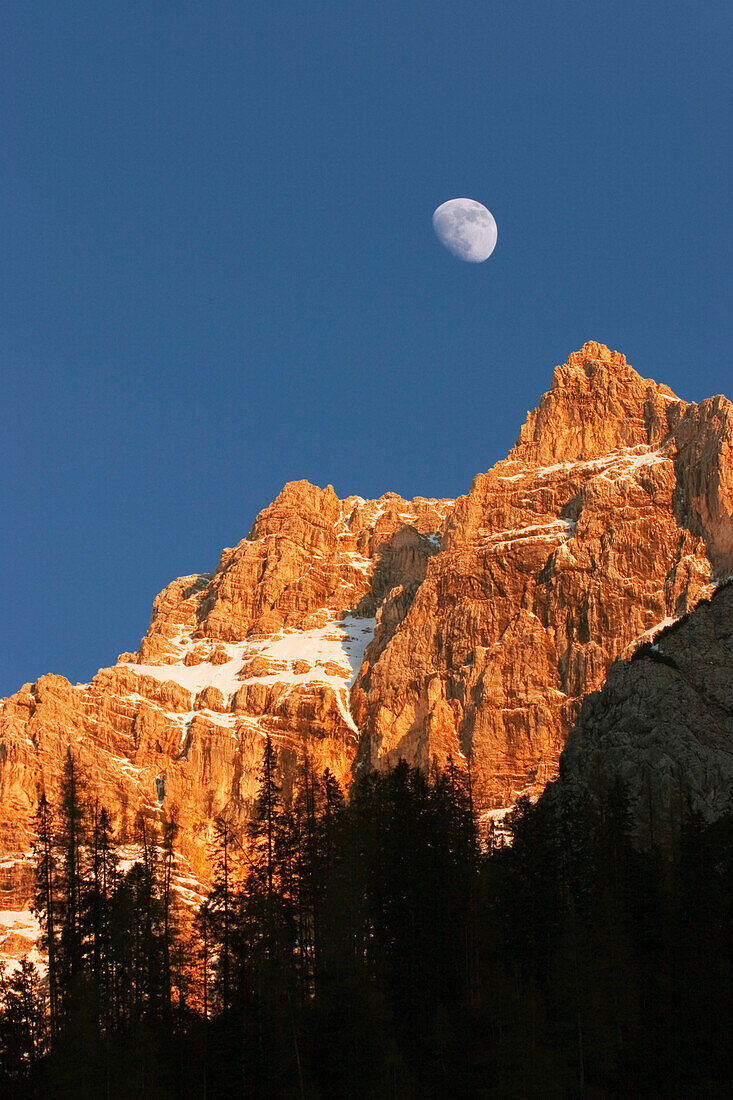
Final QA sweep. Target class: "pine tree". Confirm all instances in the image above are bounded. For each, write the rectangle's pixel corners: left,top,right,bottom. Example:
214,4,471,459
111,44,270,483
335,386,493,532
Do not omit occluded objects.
160,814,178,1025
0,958,46,1081
250,735,281,910
85,802,120,1033
137,815,165,1023
58,747,87,989
206,815,237,1014
32,790,59,1040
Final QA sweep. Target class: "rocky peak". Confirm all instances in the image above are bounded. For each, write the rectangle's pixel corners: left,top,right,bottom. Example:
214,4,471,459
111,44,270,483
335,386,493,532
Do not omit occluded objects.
511,341,682,465
247,480,342,544
1,343,731,920
0,479,454,909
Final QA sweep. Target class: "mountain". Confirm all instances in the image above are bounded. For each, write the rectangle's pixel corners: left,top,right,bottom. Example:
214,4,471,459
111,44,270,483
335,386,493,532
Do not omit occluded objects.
2,340,733,911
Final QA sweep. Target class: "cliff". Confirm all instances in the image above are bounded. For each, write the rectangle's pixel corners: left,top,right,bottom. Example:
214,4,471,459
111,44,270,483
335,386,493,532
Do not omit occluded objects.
2,341,732,909
554,579,733,833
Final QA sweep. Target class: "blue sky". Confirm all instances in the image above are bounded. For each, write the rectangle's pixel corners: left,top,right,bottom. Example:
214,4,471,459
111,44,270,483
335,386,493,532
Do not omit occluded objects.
3,1,732,694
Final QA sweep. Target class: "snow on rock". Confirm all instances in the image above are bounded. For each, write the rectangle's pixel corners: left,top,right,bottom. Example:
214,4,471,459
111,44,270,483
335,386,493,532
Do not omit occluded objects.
238,615,377,732
0,909,44,976
496,443,671,487
479,518,576,553
123,616,377,734
125,642,251,700
247,615,376,689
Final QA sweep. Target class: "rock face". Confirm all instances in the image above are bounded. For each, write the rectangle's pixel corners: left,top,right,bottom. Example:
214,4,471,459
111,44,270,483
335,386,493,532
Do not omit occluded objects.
352,343,730,806
2,341,732,905
556,580,733,832
0,485,452,903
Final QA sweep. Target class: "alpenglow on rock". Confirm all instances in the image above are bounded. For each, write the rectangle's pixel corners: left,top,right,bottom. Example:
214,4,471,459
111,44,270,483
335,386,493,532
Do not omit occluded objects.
2,341,733,911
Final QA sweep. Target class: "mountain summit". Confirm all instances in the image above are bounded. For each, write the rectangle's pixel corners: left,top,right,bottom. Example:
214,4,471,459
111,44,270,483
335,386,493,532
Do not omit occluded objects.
2,343,732,911
511,340,679,464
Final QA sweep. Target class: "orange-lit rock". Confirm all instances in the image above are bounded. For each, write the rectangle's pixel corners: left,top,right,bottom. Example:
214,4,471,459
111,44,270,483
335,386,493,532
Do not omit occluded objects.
352,343,726,807
0,483,452,898
2,342,731,907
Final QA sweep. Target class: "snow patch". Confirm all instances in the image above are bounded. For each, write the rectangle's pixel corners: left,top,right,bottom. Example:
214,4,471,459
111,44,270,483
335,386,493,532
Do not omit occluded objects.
341,551,372,574
0,910,39,934
125,642,250,699
629,615,679,651
124,616,376,735
242,615,377,732
531,444,669,482
248,615,375,690
481,518,575,553
0,910,44,976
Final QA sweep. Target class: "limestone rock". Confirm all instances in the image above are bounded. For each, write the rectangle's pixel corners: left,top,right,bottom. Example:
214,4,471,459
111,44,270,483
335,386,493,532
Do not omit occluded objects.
555,580,733,831
352,342,725,808
1,341,732,912
194,686,227,713
0,483,452,901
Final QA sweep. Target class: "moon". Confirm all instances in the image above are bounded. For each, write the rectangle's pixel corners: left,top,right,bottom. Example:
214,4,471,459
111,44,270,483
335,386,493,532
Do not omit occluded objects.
432,198,497,263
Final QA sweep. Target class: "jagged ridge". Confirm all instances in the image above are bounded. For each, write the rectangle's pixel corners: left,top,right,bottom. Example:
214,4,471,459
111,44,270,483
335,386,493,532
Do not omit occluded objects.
2,341,733,916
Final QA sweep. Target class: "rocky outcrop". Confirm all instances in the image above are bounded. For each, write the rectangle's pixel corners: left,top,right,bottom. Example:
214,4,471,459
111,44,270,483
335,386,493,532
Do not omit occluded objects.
1,341,732,907
352,342,727,807
0,485,452,897
555,580,733,832
511,343,678,463
668,396,733,572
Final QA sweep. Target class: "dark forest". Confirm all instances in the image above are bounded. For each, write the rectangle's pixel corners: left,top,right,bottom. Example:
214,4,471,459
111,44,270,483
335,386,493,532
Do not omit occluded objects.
1,741,730,1098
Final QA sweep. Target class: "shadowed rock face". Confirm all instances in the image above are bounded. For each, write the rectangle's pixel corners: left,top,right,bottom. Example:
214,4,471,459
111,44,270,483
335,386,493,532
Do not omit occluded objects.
2,341,732,904
555,580,733,833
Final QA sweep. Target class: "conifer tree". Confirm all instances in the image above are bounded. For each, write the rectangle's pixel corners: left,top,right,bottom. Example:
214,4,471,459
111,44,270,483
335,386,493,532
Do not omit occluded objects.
85,802,119,1033
58,747,87,988
206,815,237,1014
137,815,165,1022
32,791,59,1040
160,815,179,1024
0,959,46,1080
250,735,281,909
